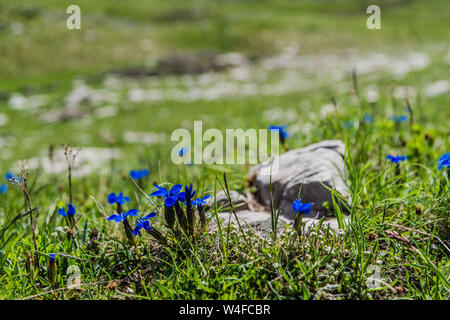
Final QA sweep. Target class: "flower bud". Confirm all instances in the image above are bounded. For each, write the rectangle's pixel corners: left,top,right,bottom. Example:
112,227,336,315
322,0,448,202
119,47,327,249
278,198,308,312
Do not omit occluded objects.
25,252,36,280
47,253,57,288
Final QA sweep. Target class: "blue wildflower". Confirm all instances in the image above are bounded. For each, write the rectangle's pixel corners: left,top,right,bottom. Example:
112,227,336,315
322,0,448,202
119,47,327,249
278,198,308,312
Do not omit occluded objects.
107,192,130,206
269,125,290,142
177,183,196,203
132,212,157,236
390,115,408,123
192,195,211,208
386,155,408,163
150,184,182,207
292,198,313,215
0,184,7,194
4,171,21,184
363,114,373,124
344,121,354,128
106,209,138,223
130,169,149,180
437,153,450,170
47,253,57,288
5,172,14,180
179,147,188,157
58,204,76,217
107,208,137,244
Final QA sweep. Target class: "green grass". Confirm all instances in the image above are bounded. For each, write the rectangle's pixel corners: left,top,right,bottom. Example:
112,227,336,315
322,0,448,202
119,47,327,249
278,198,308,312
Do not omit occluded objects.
0,0,449,299
0,109,448,299
1,0,449,89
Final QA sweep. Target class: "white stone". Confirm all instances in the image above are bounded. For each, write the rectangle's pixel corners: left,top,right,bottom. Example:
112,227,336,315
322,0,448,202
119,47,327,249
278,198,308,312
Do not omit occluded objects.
250,140,350,219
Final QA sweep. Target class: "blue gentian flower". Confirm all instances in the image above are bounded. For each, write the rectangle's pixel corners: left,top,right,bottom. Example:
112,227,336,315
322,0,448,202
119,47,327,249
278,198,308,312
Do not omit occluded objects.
132,212,157,236
106,209,138,223
192,195,211,208
130,169,149,180
106,208,138,244
47,253,57,288
363,114,373,124
177,183,196,203
107,192,130,206
5,172,14,180
390,115,408,123
437,153,450,170
58,204,76,217
386,155,408,163
179,147,187,157
292,198,313,215
344,121,354,128
150,184,182,207
5,171,21,184
0,184,7,194
269,125,290,141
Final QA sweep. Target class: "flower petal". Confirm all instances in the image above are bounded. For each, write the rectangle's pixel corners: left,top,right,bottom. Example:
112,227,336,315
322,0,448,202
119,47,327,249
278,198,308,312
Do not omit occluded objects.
151,185,168,197
169,184,183,196
165,196,176,207
177,192,187,202
132,226,141,236
67,204,76,216
107,193,117,204
143,212,157,219
126,209,138,216
106,214,122,222
292,200,299,212
150,190,166,197
58,207,67,217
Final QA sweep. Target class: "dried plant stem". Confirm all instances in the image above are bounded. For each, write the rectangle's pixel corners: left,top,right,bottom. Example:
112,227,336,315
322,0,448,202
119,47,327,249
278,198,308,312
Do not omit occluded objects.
64,144,79,206
68,169,73,204
13,169,39,268
405,97,414,126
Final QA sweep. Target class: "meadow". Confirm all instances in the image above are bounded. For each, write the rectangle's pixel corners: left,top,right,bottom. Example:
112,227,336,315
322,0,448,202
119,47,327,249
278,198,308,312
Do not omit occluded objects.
0,0,448,299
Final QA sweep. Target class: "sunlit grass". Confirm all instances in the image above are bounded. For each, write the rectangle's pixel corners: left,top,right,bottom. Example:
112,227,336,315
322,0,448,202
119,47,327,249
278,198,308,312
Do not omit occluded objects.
0,0,448,300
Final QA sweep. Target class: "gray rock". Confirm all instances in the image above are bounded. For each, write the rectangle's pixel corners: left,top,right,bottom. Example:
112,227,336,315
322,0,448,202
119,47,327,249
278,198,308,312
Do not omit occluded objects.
207,190,248,211
209,210,348,235
250,140,351,220
211,210,291,232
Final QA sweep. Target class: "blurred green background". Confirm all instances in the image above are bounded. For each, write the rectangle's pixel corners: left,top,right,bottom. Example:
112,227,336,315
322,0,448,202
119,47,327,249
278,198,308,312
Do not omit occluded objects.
0,0,448,173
